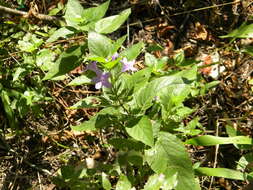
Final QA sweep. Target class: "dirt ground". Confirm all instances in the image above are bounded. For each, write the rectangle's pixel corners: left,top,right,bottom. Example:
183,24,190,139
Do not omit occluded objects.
1,0,253,189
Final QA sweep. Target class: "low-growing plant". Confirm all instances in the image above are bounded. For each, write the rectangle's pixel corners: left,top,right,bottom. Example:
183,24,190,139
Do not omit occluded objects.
41,0,253,189
2,0,251,189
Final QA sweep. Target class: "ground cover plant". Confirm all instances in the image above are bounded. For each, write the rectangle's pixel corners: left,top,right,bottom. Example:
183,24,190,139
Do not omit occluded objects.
0,0,253,189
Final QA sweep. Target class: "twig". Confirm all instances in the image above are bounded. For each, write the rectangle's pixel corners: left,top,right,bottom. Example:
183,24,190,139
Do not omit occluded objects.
126,0,242,28
170,0,242,16
209,119,220,189
0,5,59,21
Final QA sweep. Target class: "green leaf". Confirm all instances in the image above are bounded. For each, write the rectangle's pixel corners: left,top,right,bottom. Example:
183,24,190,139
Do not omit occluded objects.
1,90,17,129
126,116,154,147
43,45,85,80
145,132,200,190
115,175,132,190
95,8,131,34
145,52,158,67
225,125,252,149
204,81,220,91
241,46,253,56
71,107,119,131
46,27,75,43
112,35,127,53
174,50,185,66
64,0,84,27
13,67,26,81
121,41,144,60
174,117,202,136
237,153,253,172
185,135,253,146
195,167,245,180
143,173,178,190
69,96,101,109
36,49,55,71
88,31,112,57
108,138,144,150
67,75,91,86
18,33,43,52
102,172,112,190
220,23,253,38
134,67,197,112
82,0,110,22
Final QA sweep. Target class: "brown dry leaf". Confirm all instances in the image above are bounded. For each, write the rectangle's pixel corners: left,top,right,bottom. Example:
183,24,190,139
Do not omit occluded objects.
70,65,84,74
194,22,208,41
200,55,212,75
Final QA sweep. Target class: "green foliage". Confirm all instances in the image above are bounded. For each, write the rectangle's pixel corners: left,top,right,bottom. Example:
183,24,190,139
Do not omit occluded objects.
220,23,253,38
3,1,253,189
145,132,200,190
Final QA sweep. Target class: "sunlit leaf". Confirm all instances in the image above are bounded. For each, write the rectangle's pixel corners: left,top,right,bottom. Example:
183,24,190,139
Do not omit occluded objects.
43,45,85,80
185,135,253,146
195,167,245,180
121,41,144,60
46,27,75,43
220,23,253,38
64,0,84,27
115,175,132,190
145,132,200,190
126,116,154,147
95,8,131,34
67,75,92,86
88,31,113,57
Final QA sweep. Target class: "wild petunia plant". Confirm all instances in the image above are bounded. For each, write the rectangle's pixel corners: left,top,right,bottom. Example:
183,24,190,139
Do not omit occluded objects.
44,0,253,189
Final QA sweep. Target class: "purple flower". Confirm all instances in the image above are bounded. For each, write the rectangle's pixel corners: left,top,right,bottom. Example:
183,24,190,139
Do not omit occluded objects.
86,62,111,89
121,57,137,72
111,52,119,61
92,72,111,89
86,62,101,75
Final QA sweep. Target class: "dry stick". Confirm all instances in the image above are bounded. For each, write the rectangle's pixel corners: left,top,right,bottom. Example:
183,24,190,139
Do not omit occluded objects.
127,0,242,28
0,5,58,21
170,0,242,16
209,120,220,190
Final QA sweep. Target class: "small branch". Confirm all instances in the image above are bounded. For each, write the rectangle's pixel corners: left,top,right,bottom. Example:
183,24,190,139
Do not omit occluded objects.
0,5,59,21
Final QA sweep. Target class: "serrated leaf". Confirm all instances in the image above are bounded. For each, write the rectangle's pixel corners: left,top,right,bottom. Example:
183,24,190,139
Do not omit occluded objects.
67,75,91,86
95,8,131,34
88,31,113,57
134,67,197,112
126,116,154,147
43,45,85,80
145,132,200,190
